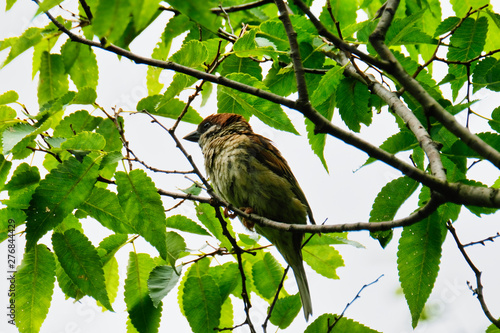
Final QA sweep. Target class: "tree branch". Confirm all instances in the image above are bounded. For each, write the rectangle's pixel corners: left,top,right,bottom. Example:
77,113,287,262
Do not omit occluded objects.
446,222,500,329
368,0,500,170
274,0,310,105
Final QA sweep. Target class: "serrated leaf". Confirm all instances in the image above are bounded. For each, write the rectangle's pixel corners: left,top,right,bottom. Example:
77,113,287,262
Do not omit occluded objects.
165,231,186,267
26,155,101,250
60,131,106,151
98,233,129,265
5,163,40,192
14,244,55,333
336,77,372,132
137,95,202,124
115,169,168,259
220,55,263,81
130,0,161,32
53,110,103,138
92,0,133,43
434,16,460,36
169,40,208,68
98,256,119,311
38,52,69,107
447,17,488,62
166,215,210,236
234,29,281,61
252,252,284,300
369,176,419,248
302,244,344,279
165,0,221,33
0,208,26,242
182,274,222,333
473,57,500,92
61,40,98,91
208,262,239,302
148,265,182,307
124,252,162,333
0,90,18,104
218,73,298,134
305,314,382,333
2,123,35,154
269,294,302,329
52,229,113,311
35,0,63,15
80,187,132,234
96,118,123,152
451,0,490,17
386,11,437,46
311,66,344,107
364,130,418,166
2,27,43,67
488,106,500,133
397,212,444,328
195,203,233,251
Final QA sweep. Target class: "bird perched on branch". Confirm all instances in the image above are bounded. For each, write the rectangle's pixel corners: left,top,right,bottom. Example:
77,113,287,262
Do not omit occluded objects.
184,113,314,320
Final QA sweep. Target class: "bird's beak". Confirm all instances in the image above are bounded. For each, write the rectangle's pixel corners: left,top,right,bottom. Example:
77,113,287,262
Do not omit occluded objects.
183,130,200,142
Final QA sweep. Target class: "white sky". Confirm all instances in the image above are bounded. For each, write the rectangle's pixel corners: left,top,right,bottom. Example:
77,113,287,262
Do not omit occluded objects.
1,1,500,333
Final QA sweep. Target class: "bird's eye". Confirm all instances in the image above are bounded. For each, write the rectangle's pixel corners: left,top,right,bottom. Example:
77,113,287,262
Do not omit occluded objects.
201,121,212,132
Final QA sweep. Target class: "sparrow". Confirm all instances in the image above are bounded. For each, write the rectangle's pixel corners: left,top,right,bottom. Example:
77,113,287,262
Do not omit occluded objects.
184,113,314,320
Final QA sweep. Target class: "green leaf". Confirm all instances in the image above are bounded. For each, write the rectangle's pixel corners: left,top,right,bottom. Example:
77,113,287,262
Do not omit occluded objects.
305,314,382,332
80,187,132,234
473,57,500,92
369,177,419,247
61,40,99,91
55,256,85,301
488,106,500,133
364,130,418,166
447,17,488,62
38,52,69,107
96,118,123,152
252,252,284,300
0,208,26,242
124,252,162,333
98,256,119,311
302,244,344,279
386,11,437,46
220,54,263,81
234,29,281,61
52,229,113,311
165,0,221,33
165,231,186,267
263,62,297,96
137,96,202,125
54,110,103,138
195,203,233,251
269,294,302,329
98,233,129,265
311,66,344,107
208,262,239,302
147,15,194,94
35,0,63,15
336,77,372,132
3,163,40,210
434,16,460,36
0,90,18,104
14,244,56,333
60,131,106,151
397,212,444,328
1,27,43,67
115,169,168,259
182,274,222,333
451,0,490,17
169,40,208,68
130,0,161,32
0,154,12,190
166,215,210,236
148,265,182,307
92,0,133,43
319,0,357,36
218,73,298,134
26,155,102,249
2,123,35,154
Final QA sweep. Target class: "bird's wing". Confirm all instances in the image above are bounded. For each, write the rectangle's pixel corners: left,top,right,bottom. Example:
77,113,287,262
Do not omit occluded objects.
249,134,316,225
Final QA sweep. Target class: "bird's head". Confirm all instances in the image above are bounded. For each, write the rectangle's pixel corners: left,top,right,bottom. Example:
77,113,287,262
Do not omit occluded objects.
183,113,252,147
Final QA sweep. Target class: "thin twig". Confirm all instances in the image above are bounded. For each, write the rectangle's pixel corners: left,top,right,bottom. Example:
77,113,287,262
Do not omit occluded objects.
463,232,500,248
446,221,500,329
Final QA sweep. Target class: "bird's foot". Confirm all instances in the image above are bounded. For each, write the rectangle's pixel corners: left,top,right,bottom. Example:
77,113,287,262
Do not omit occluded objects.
223,207,237,219
240,207,255,231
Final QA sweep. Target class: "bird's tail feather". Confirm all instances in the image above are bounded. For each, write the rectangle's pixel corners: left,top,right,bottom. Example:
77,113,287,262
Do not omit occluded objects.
291,261,313,321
